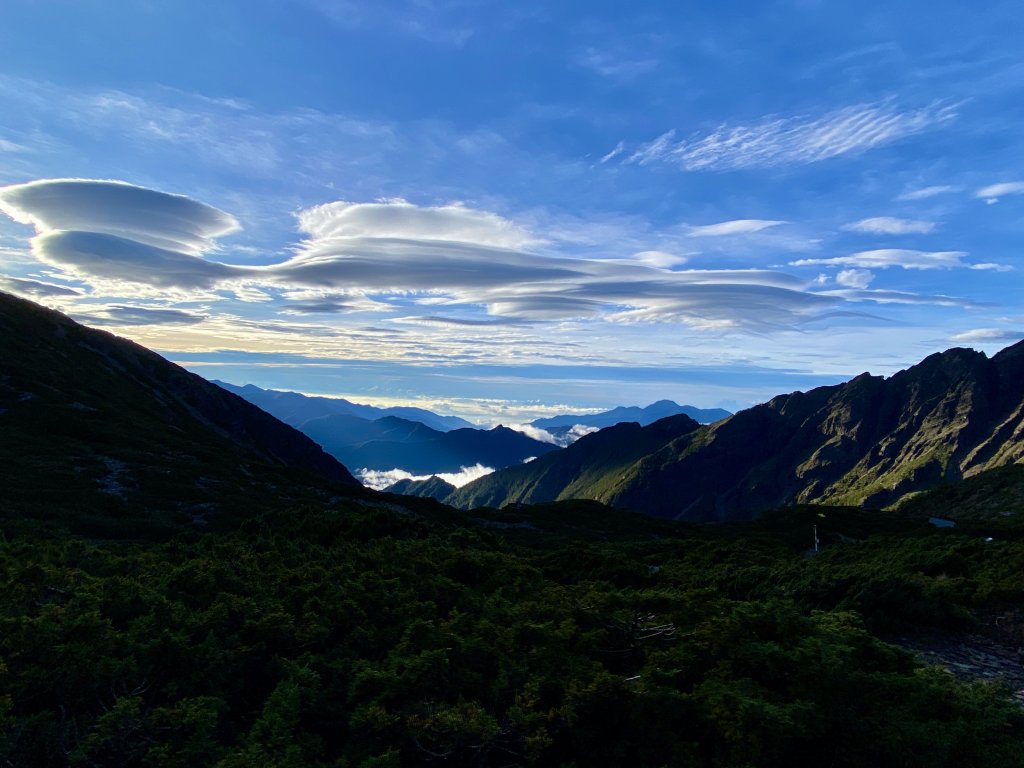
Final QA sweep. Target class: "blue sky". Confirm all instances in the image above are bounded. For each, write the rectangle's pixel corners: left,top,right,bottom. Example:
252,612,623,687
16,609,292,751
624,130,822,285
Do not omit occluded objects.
1,0,1022,422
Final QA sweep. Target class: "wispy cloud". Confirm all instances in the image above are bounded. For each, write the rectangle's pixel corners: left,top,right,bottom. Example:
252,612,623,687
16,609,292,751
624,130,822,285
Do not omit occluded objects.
687,219,785,237
0,275,82,298
75,305,207,326
626,101,957,171
897,185,960,201
599,141,625,164
819,288,977,308
791,248,981,270
976,181,1024,203
950,328,1024,344
841,217,936,235
573,48,658,81
298,0,478,46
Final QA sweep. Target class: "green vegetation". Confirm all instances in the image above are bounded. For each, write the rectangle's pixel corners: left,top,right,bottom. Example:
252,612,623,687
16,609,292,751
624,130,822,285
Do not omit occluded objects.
3,499,1024,767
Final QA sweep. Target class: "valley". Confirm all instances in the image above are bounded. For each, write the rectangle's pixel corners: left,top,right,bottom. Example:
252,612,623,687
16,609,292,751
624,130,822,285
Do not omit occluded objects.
2,291,1024,765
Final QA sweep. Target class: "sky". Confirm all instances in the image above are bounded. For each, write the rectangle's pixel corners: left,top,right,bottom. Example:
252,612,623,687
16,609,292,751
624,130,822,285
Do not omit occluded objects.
0,0,1022,423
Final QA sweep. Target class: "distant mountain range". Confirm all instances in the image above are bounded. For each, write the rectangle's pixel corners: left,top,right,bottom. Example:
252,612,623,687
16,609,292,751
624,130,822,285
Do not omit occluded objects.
0,291,356,526
447,341,1024,520
298,414,559,474
220,383,722,478
214,381,475,432
531,400,731,431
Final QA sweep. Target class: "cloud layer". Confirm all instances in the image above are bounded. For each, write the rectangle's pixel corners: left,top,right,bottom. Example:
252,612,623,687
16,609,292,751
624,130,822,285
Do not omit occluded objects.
627,102,956,171
1,178,854,332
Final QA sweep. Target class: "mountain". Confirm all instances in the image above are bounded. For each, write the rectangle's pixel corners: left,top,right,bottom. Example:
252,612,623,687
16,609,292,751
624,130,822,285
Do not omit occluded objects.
383,475,458,501
447,413,702,509
0,291,356,527
531,399,731,430
215,381,475,432
304,416,560,474
219,383,558,477
300,413,440,449
450,341,1024,520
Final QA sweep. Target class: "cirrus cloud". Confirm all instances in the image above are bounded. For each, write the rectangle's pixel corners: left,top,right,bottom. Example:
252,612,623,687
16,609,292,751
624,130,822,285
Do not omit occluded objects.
626,101,957,171
841,217,936,235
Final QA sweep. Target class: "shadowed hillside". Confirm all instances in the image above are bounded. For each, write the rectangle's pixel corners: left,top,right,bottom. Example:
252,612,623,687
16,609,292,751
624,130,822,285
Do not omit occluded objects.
0,291,356,531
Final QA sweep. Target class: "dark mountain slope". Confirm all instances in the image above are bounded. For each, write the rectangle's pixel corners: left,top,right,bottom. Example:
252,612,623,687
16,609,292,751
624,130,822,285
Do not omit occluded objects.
452,341,1024,520
300,413,440,452
447,413,702,509
383,475,458,501
0,291,356,528
605,343,1024,520
327,424,559,474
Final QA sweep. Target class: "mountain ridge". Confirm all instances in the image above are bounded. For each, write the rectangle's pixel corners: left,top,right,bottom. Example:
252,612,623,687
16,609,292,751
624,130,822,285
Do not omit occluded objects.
448,340,1024,519
531,399,731,430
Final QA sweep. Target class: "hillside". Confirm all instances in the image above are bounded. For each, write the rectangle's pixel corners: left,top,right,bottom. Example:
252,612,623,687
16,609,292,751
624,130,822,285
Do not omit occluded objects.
383,474,458,501
447,413,702,509
311,420,560,474
0,291,356,530
451,341,1024,520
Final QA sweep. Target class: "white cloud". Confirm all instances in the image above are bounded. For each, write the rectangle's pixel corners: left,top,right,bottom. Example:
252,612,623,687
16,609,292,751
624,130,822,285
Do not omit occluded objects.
687,219,785,237
507,423,560,444
818,288,976,307
2,179,937,334
791,249,974,270
841,217,936,235
0,178,239,254
627,101,956,171
567,424,600,441
896,185,959,201
629,250,688,268
949,329,1024,345
600,141,625,164
835,269,874,288
296,198,540,249
969,263,1015,272
356,463,495,491
975,181,1024,203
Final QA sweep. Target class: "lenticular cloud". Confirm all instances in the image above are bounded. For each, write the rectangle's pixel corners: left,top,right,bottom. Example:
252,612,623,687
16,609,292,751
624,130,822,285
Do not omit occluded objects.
0,178,248,289
0,177,852,330
0,178,239,253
